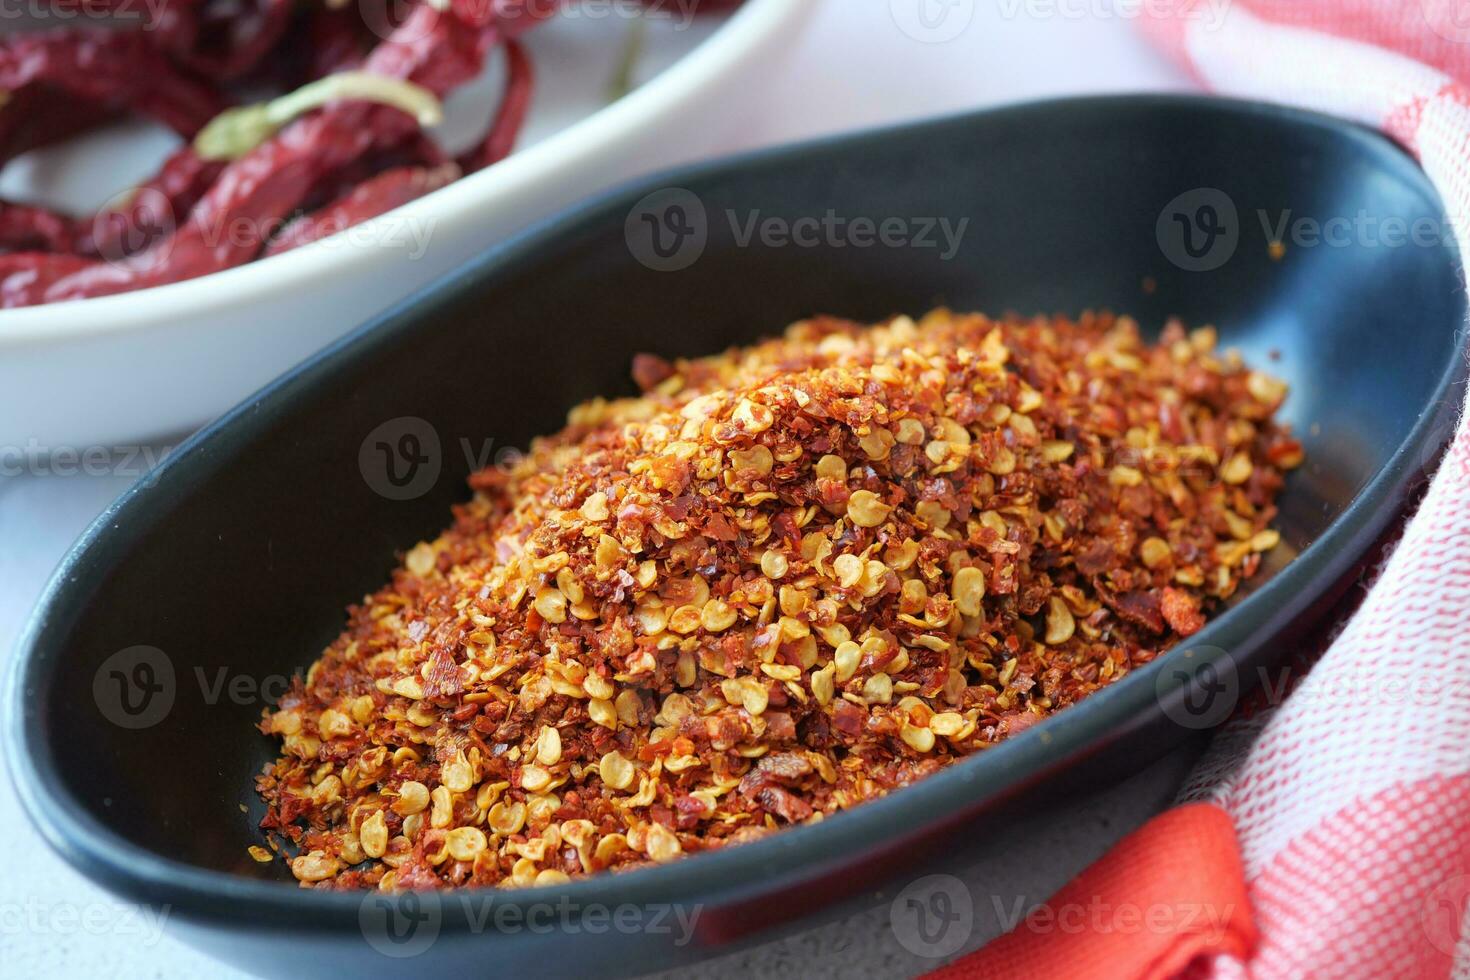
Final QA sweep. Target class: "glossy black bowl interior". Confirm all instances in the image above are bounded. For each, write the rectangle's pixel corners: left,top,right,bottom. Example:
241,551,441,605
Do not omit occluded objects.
9,96,1466,977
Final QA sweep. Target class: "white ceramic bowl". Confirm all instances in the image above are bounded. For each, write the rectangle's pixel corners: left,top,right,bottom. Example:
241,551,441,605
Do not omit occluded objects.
0,0,814,448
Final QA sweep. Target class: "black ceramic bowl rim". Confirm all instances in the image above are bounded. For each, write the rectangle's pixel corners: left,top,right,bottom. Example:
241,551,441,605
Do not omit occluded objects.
7,94,1465,933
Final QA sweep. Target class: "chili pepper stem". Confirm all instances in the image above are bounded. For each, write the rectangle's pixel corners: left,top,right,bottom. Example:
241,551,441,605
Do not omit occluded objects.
607,17,648,103
195,72,444,162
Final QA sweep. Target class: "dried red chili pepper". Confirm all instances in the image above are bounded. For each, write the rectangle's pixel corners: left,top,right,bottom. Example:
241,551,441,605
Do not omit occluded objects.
296,132,452,216
265,163,461,256
25,7,487,304
0,202,77,253
78,148,225,260
451,0,561,34
459,40,533,173
0,29,228,137
176,0,296,81
0,88,116,168
0,0,747,302
0,253,95,307
306,8,373,78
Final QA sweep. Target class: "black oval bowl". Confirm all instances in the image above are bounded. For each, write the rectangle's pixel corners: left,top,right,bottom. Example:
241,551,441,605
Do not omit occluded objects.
8,95,1466,977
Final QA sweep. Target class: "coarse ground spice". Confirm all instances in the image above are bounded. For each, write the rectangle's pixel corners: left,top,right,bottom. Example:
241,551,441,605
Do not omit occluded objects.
255,309,1301,890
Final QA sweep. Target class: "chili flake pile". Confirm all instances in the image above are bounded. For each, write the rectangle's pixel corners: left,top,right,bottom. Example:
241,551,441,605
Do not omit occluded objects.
256,309,1301,890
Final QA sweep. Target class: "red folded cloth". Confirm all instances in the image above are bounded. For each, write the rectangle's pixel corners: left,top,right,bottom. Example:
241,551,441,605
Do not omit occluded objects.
924,804,1255,980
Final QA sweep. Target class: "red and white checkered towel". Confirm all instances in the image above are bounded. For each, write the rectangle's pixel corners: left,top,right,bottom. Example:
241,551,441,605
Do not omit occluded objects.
932,4,1470,978
1147,3,1470,976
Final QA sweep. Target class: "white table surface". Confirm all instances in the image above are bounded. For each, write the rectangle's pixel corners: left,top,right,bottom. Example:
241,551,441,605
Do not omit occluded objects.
0,4,1192,976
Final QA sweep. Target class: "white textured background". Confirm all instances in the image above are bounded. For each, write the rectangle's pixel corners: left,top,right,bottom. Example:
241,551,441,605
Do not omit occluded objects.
0,2,1191,976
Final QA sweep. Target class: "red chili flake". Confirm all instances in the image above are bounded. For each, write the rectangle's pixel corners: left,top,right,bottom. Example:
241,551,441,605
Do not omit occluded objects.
1161,587,1207,637
253,309,1298,888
